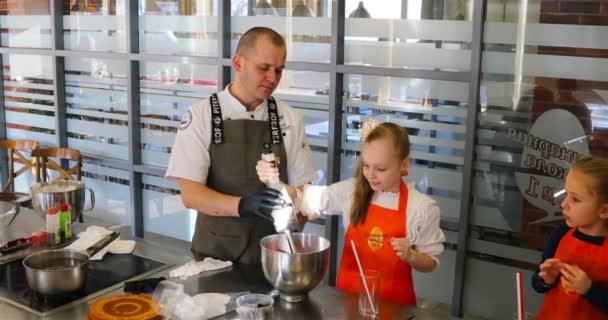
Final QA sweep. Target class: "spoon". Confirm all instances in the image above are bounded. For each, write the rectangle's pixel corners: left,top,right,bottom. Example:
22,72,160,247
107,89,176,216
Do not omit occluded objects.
283,229,297,254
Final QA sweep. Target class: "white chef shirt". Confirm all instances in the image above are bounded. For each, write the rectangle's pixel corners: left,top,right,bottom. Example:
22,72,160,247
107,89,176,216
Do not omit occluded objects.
165,85,317,187
300,179,445,264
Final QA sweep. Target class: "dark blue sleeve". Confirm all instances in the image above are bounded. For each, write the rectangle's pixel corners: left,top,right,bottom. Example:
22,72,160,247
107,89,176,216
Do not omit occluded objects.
583,283,608,315
531,224,570,293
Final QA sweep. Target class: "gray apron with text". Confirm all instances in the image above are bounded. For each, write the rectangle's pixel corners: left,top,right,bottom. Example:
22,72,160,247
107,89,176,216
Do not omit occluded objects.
191,94,288,265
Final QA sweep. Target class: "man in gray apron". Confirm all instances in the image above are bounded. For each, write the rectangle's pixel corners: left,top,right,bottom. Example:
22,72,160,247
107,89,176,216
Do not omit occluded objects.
165,27,317,265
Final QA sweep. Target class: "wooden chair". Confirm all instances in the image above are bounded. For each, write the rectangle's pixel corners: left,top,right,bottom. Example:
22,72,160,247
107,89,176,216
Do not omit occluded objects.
0,139,39,204
32,147,83,222
32,147,82,183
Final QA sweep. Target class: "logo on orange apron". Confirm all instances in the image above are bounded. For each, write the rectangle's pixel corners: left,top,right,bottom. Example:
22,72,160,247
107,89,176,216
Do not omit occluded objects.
368,226,383,251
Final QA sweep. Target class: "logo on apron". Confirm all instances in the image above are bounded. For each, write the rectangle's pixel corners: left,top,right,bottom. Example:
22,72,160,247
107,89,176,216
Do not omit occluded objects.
368,226,384,251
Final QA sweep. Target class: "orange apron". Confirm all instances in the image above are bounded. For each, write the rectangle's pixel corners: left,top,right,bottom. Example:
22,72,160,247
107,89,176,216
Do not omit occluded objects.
537,228,608,320
336,181,416,305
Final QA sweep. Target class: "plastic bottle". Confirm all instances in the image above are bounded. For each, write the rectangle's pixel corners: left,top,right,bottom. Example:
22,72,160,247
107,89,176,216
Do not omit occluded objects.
59,203,72,241
46,207,61,246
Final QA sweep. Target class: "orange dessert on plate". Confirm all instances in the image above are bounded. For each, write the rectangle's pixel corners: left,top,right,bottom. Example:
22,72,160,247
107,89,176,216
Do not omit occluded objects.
87,294,161,320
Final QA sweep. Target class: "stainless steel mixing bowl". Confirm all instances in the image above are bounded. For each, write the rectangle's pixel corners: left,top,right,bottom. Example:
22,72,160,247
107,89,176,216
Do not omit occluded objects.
260,233,330,303
30,180,94,222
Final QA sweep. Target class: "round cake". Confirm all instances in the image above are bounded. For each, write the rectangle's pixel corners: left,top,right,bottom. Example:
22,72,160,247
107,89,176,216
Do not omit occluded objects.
87,294,161,320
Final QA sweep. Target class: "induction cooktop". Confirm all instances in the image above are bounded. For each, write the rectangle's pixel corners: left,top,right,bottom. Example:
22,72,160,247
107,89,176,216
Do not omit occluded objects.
0,253,169,317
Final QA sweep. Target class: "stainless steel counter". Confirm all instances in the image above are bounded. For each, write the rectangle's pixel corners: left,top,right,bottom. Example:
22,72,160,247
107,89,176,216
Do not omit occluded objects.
0,205,440,320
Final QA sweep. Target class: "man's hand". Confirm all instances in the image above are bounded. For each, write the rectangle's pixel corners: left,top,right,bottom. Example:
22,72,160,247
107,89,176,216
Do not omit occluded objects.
256,160,280,185
238,188,285,222
560,263,592,294
539,258,563,285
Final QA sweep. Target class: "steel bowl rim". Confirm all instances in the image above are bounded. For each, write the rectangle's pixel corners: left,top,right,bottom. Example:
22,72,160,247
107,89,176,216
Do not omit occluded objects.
23,249,90,272
31,180,86,193
259,233,331,255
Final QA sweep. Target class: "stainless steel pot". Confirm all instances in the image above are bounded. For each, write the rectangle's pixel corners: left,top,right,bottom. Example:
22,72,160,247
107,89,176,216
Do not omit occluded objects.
23,231,119,296
23,249,89,296
30,180,95,222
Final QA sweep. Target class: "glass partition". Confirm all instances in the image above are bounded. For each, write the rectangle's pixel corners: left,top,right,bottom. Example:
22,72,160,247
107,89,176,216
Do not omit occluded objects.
143,173,193,241
82,163,130,224
0,0,51,48
139,0,219,56
3,54,56,147
65,57,129,160
63,0,126,52
344,0,472,71
231,0,332,63
139,61,217,167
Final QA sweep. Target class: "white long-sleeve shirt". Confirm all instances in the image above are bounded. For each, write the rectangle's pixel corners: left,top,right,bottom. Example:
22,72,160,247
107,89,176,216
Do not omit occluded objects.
301,178,445,263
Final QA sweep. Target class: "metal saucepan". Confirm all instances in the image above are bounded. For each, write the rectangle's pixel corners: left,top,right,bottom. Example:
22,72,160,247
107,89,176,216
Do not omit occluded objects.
22,231,119,296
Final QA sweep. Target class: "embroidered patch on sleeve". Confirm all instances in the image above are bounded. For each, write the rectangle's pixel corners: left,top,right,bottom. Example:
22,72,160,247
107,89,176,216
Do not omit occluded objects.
179,110,192,130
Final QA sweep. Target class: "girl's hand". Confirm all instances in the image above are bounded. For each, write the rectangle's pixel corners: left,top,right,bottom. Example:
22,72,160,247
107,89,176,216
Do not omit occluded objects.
390,237,413,262
538,258,562,285
256,159,280,184
560,264,592,294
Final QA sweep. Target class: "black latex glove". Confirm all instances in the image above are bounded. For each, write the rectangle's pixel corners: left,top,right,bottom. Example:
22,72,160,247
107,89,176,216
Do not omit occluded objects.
124,277,166,294
238,188,285,222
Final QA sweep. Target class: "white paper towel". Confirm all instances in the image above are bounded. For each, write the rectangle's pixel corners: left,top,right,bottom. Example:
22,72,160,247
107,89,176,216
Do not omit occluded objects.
65,225,134,260
169,257,233,280
66,226,113,251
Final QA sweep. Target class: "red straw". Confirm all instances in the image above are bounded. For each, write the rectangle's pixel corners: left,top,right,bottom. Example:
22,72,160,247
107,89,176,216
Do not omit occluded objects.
516,272,525,320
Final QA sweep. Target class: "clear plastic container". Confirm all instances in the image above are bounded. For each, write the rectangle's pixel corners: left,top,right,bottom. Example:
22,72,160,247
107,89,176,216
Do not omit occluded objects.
236,294,274,320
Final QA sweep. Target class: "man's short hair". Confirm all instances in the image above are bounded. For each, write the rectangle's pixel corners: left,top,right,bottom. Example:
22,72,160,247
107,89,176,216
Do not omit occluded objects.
235,27,286,56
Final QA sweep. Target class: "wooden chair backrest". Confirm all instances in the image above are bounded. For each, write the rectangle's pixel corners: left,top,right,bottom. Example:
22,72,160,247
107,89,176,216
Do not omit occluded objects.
0,139,39,192
32,147,82,182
